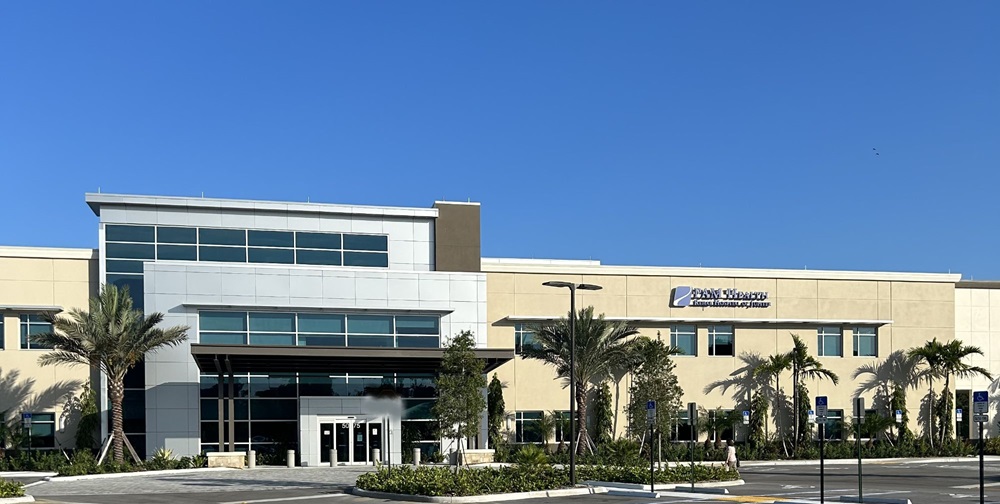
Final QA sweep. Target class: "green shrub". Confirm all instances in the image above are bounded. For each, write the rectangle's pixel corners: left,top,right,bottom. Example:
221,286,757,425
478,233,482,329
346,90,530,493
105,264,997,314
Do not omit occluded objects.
511,444,548,466
356,463,740,496
0,478,25,498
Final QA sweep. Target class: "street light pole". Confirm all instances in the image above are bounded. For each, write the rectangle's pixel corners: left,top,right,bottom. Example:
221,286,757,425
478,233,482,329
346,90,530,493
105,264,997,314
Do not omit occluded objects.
543,281,602,487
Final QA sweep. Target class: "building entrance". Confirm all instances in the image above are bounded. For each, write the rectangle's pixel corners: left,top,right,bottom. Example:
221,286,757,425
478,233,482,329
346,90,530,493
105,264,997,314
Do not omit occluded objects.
318,417,385,465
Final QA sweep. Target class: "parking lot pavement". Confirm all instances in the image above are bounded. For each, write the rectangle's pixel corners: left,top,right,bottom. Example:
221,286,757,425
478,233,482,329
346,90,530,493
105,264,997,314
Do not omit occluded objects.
29,458,1000,503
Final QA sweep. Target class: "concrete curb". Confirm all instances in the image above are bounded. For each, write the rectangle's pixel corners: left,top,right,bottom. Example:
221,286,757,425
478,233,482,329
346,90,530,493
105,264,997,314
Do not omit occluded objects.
839,497,912,504
583,479,744,491
0,497,35,504
0,473,57,479
42,467,237,482
741,456,1000,467
349,485,608,503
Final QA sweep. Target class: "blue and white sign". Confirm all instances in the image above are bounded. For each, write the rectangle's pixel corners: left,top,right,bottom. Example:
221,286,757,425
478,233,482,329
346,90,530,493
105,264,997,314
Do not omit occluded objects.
646,400,656,425
742,410,750,425
670,286,770,309
895,409,903,423
21,412,31,426
974,391,989,414
957,408,963,422
816,396,828,418
808,410,816,424
647,400,656,411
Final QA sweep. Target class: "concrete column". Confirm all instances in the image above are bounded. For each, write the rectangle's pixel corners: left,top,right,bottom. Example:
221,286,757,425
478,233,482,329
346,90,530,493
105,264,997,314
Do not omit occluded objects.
478,385,489,449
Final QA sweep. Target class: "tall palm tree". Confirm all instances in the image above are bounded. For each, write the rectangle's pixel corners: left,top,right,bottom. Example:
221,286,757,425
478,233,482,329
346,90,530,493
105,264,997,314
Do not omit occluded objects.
523,306,639,454
753,352,792,454
909,338,947,448
937,340,992,441
704,352,774,444
32,284,189,463
788,334,839,449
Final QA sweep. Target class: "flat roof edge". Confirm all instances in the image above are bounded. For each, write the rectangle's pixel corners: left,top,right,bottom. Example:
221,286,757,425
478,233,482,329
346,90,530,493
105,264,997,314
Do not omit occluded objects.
481,261,962,283
85,193,439,219
0,246,97,260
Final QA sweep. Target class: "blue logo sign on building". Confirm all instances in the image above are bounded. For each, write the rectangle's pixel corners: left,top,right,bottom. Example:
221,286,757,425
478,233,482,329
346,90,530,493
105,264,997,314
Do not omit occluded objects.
671,286,770,309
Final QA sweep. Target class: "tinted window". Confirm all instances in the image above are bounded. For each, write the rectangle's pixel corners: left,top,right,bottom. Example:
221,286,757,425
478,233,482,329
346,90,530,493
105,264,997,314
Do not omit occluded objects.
107,260,145,274
199,228,246,246
396,316,439,335
396,336,440,348
199,246,246,262
158,245,197,261
298,334,346,347
249,333,296,346
298,314,345,333
343,251,388,267
106,225,155,243
248,230,293,248
249,313,295,332
157,227,197,244
201,312,247,331
347,315,393,334
343,234,388,251
348,335,394,347
296,249,341,265
106,243,155,260
248,248,294,264
201,332,247,345
296,232,341,250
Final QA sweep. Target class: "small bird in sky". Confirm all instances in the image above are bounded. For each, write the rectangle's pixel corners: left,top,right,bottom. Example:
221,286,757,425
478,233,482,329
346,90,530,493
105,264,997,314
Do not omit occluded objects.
873,147,880,156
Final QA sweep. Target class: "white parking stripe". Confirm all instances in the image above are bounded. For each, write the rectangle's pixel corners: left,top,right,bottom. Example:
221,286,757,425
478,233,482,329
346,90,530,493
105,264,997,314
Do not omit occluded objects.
218,494,348,504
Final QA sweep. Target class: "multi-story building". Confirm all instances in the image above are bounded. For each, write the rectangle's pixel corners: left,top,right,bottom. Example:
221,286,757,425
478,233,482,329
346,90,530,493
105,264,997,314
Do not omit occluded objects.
1,192,995,462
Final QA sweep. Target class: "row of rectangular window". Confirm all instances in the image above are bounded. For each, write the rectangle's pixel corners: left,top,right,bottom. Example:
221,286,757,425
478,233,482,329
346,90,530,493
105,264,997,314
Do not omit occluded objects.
199,311,441,349
513,411,571,443
106,225,389,250
106,243,387,268
199,373,437,400
668,325,878,358
12,314,54,350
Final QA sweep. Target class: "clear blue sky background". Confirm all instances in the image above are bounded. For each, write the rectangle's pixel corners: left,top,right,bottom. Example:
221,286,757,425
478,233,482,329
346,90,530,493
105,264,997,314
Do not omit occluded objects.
2,2,998,277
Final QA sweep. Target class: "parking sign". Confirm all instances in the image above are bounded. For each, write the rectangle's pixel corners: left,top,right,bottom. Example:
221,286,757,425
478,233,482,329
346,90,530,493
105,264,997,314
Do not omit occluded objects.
816,396,828,418
974,391,989,414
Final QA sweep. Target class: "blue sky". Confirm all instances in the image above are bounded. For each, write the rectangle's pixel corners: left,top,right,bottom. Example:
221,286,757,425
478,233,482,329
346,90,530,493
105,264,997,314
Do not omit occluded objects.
2,2,998,277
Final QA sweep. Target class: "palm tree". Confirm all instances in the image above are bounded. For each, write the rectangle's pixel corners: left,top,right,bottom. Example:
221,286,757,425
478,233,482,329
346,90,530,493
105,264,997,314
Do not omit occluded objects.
909,338,946,448
704,352,774,446
32,284,189,463
753,352,792,454
937,340,992,441
788,334,839,449
531,411,557,451
523,306,639,454
852,350,923,441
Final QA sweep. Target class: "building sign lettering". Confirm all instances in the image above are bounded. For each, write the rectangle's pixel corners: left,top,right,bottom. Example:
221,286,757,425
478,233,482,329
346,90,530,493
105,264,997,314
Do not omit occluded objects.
670,286,770,309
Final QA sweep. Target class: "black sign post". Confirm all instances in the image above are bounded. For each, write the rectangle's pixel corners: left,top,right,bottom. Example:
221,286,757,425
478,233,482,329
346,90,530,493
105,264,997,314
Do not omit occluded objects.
974,390,989,504
855,397,864,503
649,423,655,493
820,422,826,504
980,420,985,504
688,402,697,490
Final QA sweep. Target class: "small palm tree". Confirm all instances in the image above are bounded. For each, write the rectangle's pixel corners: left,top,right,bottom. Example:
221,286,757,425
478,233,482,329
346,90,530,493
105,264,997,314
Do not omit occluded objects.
523,306,639,454
937,340,992,441
909,338,946,447
788,334,839,449
33,284,189,463
531,411,557,451
753,352,792,454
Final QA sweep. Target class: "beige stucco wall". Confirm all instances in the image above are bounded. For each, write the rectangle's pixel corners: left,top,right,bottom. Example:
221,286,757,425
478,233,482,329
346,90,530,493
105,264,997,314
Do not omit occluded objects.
486,263,958,442
955,285,1000,436
0,246,97,449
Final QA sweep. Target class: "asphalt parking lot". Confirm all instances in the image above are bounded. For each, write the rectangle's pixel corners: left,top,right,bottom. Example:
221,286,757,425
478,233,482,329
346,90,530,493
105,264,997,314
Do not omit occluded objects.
19,457,1000,503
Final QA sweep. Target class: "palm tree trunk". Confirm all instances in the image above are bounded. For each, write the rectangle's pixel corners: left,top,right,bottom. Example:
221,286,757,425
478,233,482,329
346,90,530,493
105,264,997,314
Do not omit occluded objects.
576,384,589,455
792,368,799,450
927,377,935,449
776,375,788,457
109,378,125,463
613,379,621,440
941,375,951,444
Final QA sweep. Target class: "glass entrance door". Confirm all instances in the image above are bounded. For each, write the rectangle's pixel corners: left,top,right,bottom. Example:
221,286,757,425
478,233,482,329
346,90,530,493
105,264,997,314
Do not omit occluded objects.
335,422,350,463
320,423,334,464
352,422,368,463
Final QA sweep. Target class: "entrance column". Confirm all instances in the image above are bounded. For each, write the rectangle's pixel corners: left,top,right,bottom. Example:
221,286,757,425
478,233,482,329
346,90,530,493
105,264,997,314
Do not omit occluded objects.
214,356,225,453
478,385,489,449
226,357,235,452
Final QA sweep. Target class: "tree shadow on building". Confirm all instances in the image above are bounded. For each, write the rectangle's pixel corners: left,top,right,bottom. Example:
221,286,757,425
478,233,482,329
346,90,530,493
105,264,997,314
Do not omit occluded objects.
0,366,83,450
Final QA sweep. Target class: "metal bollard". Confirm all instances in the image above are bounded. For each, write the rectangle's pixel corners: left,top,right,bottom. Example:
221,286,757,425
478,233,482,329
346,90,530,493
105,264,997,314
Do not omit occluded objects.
248,450,256,469
413,448,421,466
287,449,295,468
372,448,381,465
329,449,337,466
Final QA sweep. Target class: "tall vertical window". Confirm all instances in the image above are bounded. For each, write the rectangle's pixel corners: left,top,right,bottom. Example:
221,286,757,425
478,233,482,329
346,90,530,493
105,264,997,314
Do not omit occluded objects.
0,316,4,350
853,327,877,357
822,409,844,440
707,325,734,356
514,411,543,443
24,412,56,449
817,326,842,357
514,324,538,354
670,324,697,356
20,314,53,350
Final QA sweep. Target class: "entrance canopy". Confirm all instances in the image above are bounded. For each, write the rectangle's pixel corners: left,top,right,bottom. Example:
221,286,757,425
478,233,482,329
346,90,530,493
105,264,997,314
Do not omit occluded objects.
190,344,514,374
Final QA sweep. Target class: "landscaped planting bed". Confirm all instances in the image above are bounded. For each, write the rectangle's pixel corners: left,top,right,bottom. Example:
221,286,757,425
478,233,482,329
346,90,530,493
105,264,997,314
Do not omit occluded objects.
354,464,738,497
0,479,25,498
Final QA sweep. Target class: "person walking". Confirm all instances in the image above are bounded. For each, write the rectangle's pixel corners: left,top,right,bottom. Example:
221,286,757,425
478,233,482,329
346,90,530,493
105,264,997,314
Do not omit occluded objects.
725,440,738,470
